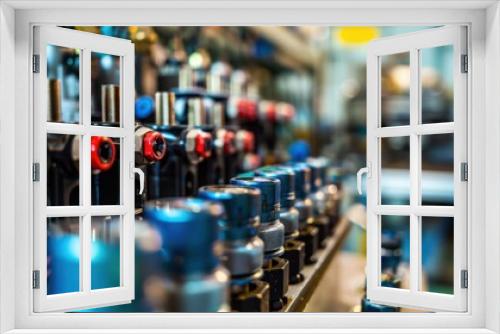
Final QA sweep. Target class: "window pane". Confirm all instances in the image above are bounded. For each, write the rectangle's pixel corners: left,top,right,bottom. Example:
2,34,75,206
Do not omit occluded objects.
47,45,80,124
420,45,454,124
380,215,410,289
421,216,454,294
380,52,410,127
91,136,121,205
380,136,410,205
47,217,80,295
47,134,80,206
91,215,121,290
91,52,121,127
421,133,454,206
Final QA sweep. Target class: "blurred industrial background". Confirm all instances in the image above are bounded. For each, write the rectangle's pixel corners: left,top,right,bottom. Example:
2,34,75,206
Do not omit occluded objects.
46,26,454,312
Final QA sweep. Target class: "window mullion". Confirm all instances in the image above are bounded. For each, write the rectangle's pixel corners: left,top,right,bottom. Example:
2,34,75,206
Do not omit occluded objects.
409,48,421,293
81,48,92,294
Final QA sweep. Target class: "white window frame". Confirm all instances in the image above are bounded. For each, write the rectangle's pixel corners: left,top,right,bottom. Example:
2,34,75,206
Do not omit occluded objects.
365,26,467,312
32,26,135,312
0,1,498,333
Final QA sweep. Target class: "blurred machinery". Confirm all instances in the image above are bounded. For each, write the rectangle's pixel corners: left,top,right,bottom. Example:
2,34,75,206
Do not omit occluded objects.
199,185,269,312
45,26,360,313
46,55,349,312
144,198,230,312
44,25,458,313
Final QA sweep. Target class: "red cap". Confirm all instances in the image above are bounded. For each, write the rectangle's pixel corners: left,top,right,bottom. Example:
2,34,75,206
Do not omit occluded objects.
91,136,116,171
223,130,237,155
242,131,254,153
277,102,295,122
195,132,212,159
259,101,277,122
143,131,167,162
237,98,257,122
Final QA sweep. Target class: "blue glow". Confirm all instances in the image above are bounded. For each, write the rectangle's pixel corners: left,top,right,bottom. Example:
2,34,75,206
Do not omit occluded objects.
135,96,154,119
153,208,192,224
100,55,113,71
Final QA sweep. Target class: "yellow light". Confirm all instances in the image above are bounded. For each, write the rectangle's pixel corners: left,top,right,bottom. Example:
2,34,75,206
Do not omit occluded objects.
336,27,380,46
136,30,146,41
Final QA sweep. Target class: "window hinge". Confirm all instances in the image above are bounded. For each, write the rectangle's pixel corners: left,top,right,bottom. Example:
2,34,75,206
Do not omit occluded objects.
461,54,468,73
32,54,40,73
461,162,468,181
32,270,40,289
32,163,40,182
461,269,468,289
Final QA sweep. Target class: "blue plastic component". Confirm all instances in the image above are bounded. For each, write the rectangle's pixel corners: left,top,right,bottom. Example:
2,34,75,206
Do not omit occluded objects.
198,185,261,241
230,176,280,223
256,166,295,209
306,159,324,193
288,140,311,162
135,95,155,120
144,198,223,275
285,162,311,200
307,157,330,187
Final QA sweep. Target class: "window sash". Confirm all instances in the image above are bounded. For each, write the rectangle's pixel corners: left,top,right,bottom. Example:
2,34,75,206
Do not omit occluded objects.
366,26,468,312
33,26,135,313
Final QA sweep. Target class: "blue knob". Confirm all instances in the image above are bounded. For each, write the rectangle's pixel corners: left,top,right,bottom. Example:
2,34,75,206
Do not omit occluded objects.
288,140,310,162
230,176,280,223
307,157,330,188
256,166,295,209
135,95,154,120
144,198,223,275
285,162,311,200
306,159,323,192
198,185,261,240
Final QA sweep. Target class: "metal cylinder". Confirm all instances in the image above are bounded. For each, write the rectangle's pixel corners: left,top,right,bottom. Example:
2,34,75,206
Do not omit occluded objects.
198,185,264,282
306,158,331,247
286,162,319,264
307,158,324,193
187,97,206,127
145,198,223,275
144,198,230,312
285,162,313,229
48,79,62,122
255,166,299,239
207,61,231,95
286,162,311,201
230,176,285,259
155,91,176,126
179,65,194,89
101,84,120,123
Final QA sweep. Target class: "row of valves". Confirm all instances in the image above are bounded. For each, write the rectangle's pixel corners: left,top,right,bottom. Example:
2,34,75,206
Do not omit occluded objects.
47,65,294,206
143,158,341,312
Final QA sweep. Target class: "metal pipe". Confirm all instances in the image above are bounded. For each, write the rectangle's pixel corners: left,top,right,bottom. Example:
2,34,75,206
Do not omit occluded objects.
178,65,194,89
187,97,205,127
48,79,62,122
155,91,176,126
101,84,120,123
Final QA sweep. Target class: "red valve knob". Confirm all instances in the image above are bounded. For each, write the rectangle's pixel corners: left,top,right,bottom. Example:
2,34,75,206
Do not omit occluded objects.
143,131,167,162
237,98,257,122
242,131,254,153
223,130,237,155
277,102,295,122
259,100,277,122
194,132,212,159
91,136,116,172
236,130,255,153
